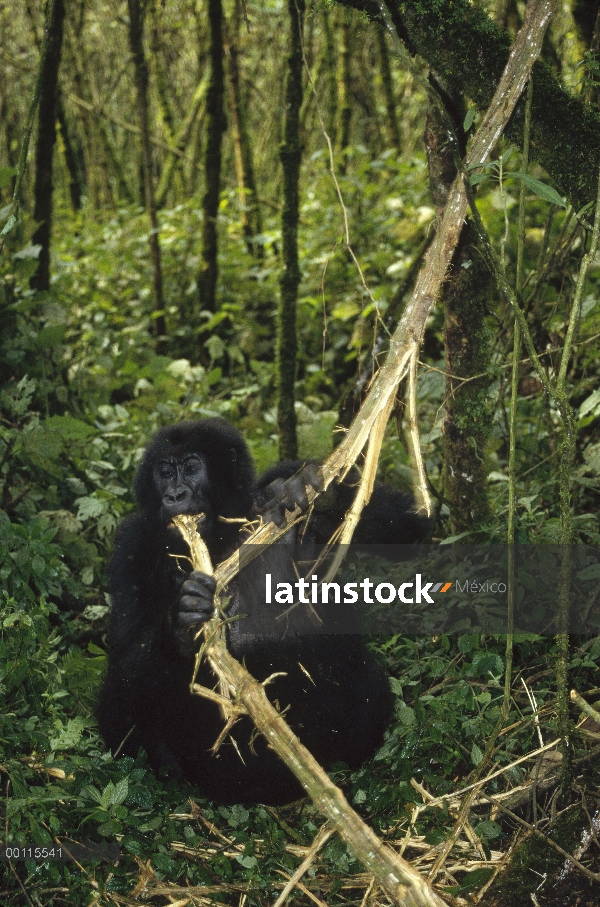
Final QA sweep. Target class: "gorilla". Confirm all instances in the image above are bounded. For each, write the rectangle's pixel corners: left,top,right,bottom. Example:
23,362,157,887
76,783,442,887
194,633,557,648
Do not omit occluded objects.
96,417,429,804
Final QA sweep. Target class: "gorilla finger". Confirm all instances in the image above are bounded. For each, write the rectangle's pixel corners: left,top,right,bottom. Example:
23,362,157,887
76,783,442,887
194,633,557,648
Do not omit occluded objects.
176,612,208,630
263,506,286,528
180,578,215,599
265,477,287,499
187,571,216,592
179,595,213,616
179,595,213,613
283,476,309,510
300,462,324,493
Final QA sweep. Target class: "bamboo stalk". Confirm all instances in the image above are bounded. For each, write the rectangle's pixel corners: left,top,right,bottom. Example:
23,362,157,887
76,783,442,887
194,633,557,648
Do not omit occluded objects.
173,515,448,907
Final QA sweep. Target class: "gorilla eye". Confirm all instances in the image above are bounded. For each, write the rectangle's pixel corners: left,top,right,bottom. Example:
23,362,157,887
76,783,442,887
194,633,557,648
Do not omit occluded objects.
184,457,203,475
158,464,174,479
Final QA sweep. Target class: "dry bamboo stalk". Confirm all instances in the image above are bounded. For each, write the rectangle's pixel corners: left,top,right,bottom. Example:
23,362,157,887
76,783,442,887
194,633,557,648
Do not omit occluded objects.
173,515,448,907
407,349,432,517
273,823,334,907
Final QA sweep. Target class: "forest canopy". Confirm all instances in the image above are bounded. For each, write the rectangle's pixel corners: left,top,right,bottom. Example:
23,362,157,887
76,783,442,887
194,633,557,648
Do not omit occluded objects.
1,0,600,905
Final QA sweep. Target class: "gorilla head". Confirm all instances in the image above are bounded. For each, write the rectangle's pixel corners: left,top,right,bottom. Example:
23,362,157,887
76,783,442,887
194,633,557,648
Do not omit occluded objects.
133,418,256,554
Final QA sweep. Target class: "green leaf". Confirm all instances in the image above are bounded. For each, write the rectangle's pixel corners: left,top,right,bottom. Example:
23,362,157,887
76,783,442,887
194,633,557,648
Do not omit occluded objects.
80,566,94,585
49,716,86,750
44,415,95,440
579,389,600,421
205,334,225,361
14,244,42,260
75,495,107,521
463,107,475,131
99,779,128,809
88,642,106,655
1,213,17,236
0,166,16,189
475,819,503,841
36,324,67,349
440,531,474,545
80,785,103,804
332,301,360,320
235,854,258,869
122,835,145,855
31,556,46,575
469,172,488,186
398,705,416,726
97,819,121,836
389,676,403,697
577,563,600,581
471,743,483,766
112,778,129,806
509,172,566,207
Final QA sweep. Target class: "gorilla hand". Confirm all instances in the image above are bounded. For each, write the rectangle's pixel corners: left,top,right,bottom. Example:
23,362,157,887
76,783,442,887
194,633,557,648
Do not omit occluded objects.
262,463,324,527
172,571,216,658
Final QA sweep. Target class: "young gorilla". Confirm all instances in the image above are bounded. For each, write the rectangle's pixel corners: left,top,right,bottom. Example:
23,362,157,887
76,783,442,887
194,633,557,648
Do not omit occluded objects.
97,418,429,804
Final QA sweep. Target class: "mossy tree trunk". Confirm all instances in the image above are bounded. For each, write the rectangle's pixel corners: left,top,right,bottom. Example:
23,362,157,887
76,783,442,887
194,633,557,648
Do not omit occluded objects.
376,26,400,148
337,9,353,173
424,98,492,532
197,0,226,313
277,0,305,461
224,0,263,258
323,8,338,143
56,92,84,211
338,0,600,213
149,0,176,143
30,0,66,293
127,0,167,347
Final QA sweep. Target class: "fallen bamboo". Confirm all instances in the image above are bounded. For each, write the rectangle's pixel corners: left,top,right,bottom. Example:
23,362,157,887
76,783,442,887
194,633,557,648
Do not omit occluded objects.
173,514,448,907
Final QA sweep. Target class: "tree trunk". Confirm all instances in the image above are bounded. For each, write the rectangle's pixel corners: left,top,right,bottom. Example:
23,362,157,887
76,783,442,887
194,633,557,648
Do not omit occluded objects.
323,8,337,143
30,0,66,293
224,0,263,258
197,0,226,313
424,96,492,532
376,26,400,148
277,0,305,461
0,99,19,200
149,0,176,143
337,9,353,173
56,92,84,211
127,0,167,347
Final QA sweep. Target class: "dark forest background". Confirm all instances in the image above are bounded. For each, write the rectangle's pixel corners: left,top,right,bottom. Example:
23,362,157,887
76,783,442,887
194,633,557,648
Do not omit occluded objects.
1,0,600,904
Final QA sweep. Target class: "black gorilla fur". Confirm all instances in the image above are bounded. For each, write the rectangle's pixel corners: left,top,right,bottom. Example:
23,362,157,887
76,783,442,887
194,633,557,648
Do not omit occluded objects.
97,417,429,804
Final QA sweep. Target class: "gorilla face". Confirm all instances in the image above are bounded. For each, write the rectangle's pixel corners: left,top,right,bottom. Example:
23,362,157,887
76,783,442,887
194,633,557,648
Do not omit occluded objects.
132,418,257,556
154,453,210,523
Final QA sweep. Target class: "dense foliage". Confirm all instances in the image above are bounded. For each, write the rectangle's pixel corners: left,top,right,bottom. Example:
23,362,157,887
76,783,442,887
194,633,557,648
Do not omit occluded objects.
1,0,600,905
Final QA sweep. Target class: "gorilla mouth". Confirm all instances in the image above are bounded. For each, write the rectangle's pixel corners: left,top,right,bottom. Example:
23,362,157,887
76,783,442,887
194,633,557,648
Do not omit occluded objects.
166,509,209,533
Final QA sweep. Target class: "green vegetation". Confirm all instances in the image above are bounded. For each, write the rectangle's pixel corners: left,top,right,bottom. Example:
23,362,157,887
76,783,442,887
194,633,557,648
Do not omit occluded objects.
1,0,600,904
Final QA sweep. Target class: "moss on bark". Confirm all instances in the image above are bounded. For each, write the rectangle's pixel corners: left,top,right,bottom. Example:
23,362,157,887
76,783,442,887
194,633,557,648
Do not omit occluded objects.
337,0,600,212
277,0,305,461
198,0,226,313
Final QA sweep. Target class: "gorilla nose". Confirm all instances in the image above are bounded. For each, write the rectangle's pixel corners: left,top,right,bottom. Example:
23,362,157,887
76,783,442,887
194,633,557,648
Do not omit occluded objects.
166,489,188,504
